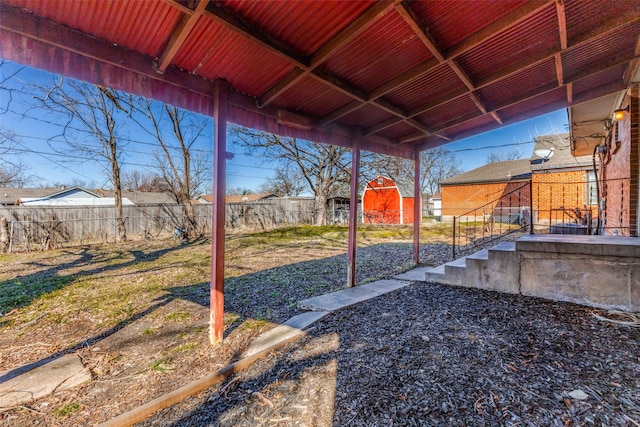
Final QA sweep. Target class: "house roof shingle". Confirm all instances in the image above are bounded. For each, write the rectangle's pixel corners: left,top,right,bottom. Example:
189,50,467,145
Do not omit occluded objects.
530,134,593,171
440,159,532,186
441,133,595,186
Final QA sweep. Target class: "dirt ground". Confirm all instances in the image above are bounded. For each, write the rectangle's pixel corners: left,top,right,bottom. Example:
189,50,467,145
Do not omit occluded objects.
0,226,452,425
1,228,637,426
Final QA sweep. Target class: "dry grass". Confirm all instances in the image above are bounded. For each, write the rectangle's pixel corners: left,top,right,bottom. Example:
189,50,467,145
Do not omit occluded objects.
0,223,453,425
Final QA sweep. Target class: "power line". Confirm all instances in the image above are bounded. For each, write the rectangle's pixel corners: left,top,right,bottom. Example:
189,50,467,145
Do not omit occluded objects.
1,94,558,158
2,145,272,181
8,131,280,172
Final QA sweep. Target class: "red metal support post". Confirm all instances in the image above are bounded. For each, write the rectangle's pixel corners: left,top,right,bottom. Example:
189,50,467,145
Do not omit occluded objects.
413,151,421,265
211,80,228,345
347,130,361,287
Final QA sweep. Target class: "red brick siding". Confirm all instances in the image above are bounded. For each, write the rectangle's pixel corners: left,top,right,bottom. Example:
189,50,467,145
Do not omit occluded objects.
601,88,638,236
532,171,595,222
441,181,529,217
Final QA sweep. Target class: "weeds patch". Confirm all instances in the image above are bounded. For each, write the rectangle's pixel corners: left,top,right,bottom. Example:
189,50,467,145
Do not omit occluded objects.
54,403,80,417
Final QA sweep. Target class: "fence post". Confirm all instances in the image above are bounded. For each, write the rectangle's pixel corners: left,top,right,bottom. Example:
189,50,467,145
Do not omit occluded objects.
452,216,456,259
9,221,14,253
529,181,534,235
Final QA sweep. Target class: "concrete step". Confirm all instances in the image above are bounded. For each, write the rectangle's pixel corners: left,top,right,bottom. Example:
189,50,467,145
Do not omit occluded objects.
489,241,516,253
423,242,520,294
441,257,467,285
424,264,446,282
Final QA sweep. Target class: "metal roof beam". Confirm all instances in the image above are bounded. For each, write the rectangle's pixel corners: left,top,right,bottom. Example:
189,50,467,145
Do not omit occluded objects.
410,17,640,119
446,1,555,59
202,0,431,136
347,1,547,133
259,0,399,107
415,59,634,146
156,0,209,72
202,3,308,69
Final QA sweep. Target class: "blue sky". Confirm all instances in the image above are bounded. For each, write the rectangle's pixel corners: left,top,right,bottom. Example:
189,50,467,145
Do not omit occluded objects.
1,61,568,191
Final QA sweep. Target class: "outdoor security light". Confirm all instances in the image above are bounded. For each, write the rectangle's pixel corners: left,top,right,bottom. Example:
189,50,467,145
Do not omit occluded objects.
614,106,629,121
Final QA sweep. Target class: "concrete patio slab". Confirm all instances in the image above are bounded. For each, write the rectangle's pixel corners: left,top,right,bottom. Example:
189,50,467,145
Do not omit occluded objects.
0,354,91,408
298,279,410,312
394,267,433,281
242,311,330,358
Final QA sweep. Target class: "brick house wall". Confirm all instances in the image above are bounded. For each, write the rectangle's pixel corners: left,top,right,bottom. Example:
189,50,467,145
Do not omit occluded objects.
441,181,529,218
601,87,639,236
532,170,596,223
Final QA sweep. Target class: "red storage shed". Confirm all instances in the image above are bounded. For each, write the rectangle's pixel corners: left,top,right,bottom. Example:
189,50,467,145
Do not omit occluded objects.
362,176,416,225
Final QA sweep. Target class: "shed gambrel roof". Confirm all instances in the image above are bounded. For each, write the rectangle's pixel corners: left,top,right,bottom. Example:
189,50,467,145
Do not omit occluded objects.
365,176,415,198
440,159,532,185
394,180,415,198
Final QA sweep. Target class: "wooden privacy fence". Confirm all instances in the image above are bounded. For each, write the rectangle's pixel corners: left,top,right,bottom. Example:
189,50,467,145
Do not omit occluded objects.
0,204,213,251
0,199,349,251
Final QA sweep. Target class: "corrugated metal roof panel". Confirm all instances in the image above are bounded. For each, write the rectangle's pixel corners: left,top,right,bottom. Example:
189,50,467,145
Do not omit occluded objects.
572,63,628,97
339,104,394,128
415,135,444,151
477,59,557,110
457,3,558,83
438,114,497,140
173,18,293,96
321,9,432,92
274,75,355,118
415,95,480,128
384,63,467,112
565,0,640,46
377,122,418,140
497,88,567,123
5,0,179,58
407,0,527,52
217,0,374,57
562,21,640,82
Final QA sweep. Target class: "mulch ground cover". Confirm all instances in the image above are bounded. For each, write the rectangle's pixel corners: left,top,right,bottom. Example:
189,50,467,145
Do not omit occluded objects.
145,282,640,427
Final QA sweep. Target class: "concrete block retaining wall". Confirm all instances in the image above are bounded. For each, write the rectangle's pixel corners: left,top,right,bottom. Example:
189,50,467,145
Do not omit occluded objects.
517,235,640,311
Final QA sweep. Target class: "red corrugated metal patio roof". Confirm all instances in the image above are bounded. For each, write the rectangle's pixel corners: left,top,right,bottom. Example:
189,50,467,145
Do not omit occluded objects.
0,0,638,159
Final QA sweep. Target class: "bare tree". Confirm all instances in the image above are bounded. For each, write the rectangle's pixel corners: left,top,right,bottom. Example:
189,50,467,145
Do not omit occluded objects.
260,167,306,196
0,127,30,187
231,126,350,225
122,169,170,192
226,187,253,196
486,147,523,163
33,78,129,241
420,148,462,197
132,99,211,237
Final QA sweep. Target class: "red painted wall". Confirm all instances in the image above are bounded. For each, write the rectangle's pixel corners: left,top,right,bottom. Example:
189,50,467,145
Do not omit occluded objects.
362,176,415,224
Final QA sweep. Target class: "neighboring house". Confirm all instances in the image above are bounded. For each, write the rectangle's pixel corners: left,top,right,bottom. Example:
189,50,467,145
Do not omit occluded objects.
0,186,177,206
530,135,596,225
440,134,597,226
100,190,177,205
427,192,442,217
440,159,532,221
362,176,416,225
224,193,274,204
16,186,134,206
